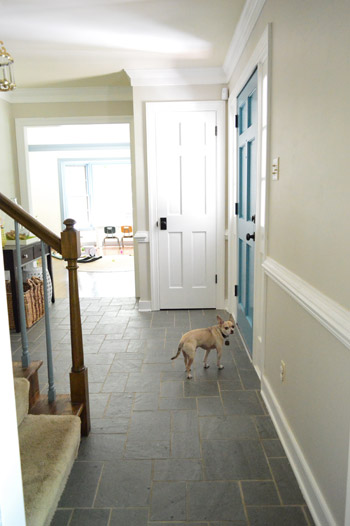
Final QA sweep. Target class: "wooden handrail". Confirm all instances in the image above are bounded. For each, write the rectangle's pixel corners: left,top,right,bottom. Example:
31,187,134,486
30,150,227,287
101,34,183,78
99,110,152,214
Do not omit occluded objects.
0,193,61,253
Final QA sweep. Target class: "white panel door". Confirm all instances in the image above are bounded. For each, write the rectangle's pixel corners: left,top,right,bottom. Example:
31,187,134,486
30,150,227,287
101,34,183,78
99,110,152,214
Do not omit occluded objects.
153,109,217,309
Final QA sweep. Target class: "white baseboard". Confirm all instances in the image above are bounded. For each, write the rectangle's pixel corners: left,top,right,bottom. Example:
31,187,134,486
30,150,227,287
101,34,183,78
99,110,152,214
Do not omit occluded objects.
261,376,337,526
138,300,152,312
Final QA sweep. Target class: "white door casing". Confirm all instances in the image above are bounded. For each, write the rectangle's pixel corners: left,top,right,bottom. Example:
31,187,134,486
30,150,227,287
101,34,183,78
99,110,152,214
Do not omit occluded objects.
147,101,225,311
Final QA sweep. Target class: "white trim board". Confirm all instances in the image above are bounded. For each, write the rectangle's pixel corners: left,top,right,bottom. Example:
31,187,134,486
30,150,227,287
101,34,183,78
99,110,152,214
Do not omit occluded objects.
223,0,267,81
261,376,336,526
0,86,132,103
262,257,350,350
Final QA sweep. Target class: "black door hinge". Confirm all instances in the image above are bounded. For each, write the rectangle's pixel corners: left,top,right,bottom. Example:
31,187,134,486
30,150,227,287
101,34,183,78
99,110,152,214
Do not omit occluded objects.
215,125,218,136
235,114,239,128
234,285,238,297
215,274,218,284
235,202,239,216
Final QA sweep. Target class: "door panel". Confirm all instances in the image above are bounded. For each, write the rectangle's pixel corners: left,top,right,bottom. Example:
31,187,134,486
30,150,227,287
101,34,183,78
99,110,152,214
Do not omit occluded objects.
154,109,217,309
237,69,258,353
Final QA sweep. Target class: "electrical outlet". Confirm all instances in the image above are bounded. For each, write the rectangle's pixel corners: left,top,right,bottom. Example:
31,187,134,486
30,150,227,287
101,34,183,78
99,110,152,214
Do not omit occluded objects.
280,360,286,382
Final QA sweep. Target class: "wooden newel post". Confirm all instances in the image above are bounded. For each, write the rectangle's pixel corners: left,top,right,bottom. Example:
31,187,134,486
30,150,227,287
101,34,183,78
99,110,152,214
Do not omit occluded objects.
61,218,90,436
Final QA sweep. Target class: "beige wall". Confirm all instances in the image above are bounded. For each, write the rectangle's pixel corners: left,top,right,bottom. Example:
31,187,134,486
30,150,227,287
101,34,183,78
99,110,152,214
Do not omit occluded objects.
228,1,350,524
132,84,225,303
0,98,19,230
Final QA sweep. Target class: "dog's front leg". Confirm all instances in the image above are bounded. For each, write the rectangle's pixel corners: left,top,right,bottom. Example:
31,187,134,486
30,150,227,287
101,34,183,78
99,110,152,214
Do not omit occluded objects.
216,346,224,370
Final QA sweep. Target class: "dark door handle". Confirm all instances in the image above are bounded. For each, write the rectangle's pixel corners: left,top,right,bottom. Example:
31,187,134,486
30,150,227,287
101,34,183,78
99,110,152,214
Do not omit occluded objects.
160,217,167,230
251,215,256,223
246,232,255,241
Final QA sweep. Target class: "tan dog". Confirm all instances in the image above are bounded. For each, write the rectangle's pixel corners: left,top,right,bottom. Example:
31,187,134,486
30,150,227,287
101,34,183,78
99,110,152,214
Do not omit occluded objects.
171,315,235,379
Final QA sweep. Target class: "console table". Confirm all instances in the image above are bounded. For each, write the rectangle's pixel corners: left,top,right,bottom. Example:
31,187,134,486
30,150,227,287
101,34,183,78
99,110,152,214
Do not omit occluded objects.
3,241,55,332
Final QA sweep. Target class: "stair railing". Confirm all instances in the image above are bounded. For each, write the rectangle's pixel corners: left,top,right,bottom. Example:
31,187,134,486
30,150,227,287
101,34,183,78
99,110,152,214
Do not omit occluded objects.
0,192,90,436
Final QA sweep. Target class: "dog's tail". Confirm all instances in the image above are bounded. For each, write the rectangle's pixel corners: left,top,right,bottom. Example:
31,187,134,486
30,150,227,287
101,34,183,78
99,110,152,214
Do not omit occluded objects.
171,343,183,361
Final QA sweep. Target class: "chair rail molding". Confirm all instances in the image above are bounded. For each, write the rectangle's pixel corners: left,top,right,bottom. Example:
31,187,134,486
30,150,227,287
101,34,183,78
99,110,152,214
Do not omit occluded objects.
262,257,350,350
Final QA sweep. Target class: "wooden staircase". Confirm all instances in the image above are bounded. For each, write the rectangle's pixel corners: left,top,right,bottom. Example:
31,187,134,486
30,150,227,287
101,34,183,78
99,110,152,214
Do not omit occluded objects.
1,192,90,435
13,360,83,417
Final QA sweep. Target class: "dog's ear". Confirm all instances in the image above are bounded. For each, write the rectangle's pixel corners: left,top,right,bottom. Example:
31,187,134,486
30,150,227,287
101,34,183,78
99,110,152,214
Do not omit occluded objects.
217,315,224,325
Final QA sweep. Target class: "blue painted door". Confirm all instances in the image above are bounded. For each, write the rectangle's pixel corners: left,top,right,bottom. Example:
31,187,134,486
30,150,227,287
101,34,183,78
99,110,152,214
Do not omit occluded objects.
237,68,257,354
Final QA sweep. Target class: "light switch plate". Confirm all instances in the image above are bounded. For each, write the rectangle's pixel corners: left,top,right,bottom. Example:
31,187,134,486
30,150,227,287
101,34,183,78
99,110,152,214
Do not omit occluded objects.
272,157,279,180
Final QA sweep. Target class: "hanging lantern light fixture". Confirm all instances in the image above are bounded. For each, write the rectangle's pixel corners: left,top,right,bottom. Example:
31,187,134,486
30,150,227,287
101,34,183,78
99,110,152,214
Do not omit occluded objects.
0,41,16,91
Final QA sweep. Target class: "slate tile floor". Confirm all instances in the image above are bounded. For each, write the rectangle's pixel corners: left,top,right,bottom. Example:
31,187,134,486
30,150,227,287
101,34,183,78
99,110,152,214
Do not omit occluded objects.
11,299,315,526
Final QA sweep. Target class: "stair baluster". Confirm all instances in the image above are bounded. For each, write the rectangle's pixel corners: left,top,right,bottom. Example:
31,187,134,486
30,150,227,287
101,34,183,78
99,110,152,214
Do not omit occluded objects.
15,220,30,368
41,240,56,403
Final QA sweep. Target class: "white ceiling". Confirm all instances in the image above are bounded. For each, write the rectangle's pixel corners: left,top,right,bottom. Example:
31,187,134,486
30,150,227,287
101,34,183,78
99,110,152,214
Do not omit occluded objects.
1,0,246,88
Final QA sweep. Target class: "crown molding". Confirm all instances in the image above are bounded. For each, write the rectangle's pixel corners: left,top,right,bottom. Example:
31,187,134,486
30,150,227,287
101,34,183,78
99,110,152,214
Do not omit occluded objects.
0,86,132,104
223,0,266,81
125,67,226,87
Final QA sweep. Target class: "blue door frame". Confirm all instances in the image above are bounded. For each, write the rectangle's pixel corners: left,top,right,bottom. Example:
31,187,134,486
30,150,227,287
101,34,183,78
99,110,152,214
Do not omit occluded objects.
237,68,258,354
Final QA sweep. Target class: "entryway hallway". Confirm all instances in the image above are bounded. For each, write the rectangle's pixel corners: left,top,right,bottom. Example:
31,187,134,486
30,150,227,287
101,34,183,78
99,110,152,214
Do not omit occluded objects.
11,301,315,526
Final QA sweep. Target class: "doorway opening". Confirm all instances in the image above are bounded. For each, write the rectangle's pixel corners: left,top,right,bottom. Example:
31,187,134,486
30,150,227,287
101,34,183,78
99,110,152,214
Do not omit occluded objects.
25,123,135,298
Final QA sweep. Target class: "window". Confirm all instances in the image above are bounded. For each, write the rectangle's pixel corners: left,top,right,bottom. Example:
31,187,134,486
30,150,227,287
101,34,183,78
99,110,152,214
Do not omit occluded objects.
59,160,132,230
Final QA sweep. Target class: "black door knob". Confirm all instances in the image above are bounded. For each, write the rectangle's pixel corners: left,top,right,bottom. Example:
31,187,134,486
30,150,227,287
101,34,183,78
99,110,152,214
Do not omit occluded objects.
160,217,167,230
251,214,256,223
246,232,255,241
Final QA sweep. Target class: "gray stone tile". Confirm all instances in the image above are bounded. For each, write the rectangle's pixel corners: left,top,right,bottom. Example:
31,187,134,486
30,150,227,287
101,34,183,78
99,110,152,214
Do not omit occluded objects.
199,415,258,440
70,508,110,526
197,397,224,416
187,481,245,522
123,328,142,339
269,458,305,504
99,340,128,352
150,482,186,521
87,364,111,383
153,459,203,481
84,353,115,365
254,415,278,439
91,417,129,434
148,524,207,526
160,380,184,398
124,439,170,459
101,372,128,392
262,439,286,457
238,367,261,389
184,381,219,397
89,393,111,418
159,397,197,410
78,434,126,460
127,340,148,352
125,373,161,393
172,410,198,433
110,358,142,373
241,481,280,505
218,379,243,390
50,509,72,526
93,323,127,335
59,461,103,507
144,363,175,373
132,392,158,410
171,432,201,459
202,440,271,480
109,508,149,526
128,411,170,441
104,392,134,417
247,506,308,525
95,460,152,507
141,327,166,340
221,391,265,415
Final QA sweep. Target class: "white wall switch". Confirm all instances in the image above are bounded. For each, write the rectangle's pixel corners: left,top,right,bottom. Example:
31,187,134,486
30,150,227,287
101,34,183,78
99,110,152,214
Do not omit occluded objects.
272,157,279,180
